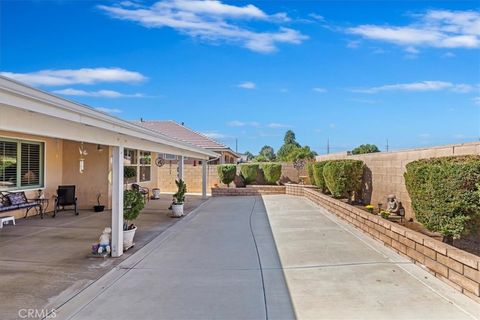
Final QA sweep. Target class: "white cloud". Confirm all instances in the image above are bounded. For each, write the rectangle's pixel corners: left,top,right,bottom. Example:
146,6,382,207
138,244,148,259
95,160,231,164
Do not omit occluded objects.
313,87,327,93
1,67,146,86
52,88,144,98
404,46,419,54
442,51,456,58
352,81,477,94
347,40,360,49
329,123,336,128
227,120,259,127
237,81,256,89
348,10,480,49
308,13,324,21
98,0,307,53
473,97,480,105
267,123,292,128
418,133,431,139
95,107,123,113
202,131,229,139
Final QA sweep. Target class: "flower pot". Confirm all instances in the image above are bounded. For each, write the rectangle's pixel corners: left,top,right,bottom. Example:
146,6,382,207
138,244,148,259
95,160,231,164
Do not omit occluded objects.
93,205,105,212
171,204,184,217
123,226,137,249
152,188,161,199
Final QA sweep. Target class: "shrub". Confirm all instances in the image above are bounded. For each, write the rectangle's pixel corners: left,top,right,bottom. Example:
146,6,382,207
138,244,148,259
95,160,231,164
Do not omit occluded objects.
123,189,144,230
217,164,236,187
173,179,187,204
261,163,282,184
404,155,480,242
240,164,259,184
307,162,315,185
323,160,364,200
313,161,328,192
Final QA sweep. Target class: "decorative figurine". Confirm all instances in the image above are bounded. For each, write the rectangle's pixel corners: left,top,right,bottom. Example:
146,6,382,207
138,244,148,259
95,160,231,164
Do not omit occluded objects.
386,194,400,214
97,227,111,254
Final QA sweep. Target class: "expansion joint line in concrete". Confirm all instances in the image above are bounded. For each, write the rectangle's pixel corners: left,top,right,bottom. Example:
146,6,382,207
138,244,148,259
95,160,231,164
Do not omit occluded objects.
248,198,269,320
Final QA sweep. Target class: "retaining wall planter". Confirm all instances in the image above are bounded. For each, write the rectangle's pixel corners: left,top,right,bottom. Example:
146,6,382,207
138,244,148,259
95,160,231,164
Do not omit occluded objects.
211,185,286,197
294,187,480,303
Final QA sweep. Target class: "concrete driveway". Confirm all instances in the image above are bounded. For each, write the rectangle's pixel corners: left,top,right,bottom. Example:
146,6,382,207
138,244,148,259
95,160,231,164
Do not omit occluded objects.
55,195,479,320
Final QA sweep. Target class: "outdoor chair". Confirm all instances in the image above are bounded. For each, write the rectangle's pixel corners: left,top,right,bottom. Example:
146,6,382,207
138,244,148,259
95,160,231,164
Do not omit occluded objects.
132,184,150,203
53,185,78,217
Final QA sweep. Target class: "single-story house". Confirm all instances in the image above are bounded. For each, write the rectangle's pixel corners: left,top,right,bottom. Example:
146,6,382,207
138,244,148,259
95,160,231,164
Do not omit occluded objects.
0,75,217,257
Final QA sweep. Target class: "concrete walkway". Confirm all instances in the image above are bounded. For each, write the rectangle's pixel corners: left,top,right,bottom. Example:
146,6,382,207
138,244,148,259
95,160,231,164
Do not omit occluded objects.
55,195,479,320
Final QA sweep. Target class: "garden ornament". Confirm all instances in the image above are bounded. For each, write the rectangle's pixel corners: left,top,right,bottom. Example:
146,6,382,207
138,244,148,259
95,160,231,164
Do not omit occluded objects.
386,194,400,214
97,227,111,254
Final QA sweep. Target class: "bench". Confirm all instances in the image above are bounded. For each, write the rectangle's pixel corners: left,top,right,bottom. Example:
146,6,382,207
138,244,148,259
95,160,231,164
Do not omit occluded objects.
0,191,43,220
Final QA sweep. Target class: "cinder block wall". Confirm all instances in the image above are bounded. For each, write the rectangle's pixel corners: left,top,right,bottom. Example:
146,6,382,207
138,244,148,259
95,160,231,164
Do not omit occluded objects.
315,142,480,221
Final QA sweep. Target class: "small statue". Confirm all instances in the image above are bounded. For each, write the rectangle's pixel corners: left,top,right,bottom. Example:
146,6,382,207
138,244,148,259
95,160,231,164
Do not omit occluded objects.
386,194,400,214
97,227,111,254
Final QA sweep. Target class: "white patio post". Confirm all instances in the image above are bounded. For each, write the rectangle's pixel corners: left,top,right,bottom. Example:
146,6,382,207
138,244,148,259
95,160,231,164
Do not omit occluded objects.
178,155,184,180
202,160,207,199
111,145,124,257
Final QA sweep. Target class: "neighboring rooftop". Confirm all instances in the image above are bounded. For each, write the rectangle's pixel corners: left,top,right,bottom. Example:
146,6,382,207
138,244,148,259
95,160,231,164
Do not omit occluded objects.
135,120,238,156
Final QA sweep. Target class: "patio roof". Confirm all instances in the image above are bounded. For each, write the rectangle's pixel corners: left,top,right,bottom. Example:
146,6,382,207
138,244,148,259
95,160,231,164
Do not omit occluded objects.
0,76,217,159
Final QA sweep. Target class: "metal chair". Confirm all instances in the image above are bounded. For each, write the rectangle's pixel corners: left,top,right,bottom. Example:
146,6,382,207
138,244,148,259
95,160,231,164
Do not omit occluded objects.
53,185,78,217
132,184,150,203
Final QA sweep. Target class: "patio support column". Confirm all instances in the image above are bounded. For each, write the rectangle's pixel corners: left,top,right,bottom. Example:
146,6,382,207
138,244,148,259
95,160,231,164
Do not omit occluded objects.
178,156,184,181
111,145,124,257
202,160,207,199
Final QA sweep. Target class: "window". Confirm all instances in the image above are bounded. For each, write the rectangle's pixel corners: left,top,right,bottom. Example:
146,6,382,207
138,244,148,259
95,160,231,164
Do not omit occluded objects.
0,138,44,190
123,149,151,183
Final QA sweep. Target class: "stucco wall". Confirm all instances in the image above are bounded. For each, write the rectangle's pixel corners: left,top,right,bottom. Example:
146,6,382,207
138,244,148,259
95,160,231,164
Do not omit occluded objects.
315,142,480,220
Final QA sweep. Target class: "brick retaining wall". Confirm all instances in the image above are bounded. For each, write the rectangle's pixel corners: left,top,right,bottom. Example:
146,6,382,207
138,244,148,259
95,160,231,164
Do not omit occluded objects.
211,185,286,197
296,187,480,303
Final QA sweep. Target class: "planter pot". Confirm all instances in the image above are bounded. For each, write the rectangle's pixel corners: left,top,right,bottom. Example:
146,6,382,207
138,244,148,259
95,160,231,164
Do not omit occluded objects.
152,188,161,199
171,204,184,217
123,226,137,249
93,205,105,212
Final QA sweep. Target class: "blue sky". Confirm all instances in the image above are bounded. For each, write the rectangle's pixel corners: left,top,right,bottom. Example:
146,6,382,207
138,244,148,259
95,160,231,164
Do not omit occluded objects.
1,0,479,154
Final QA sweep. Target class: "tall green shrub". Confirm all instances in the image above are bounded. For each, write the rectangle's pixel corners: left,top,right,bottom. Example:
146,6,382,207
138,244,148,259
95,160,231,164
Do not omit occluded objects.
217,164,236,187
123,189,145,230
240,164,259,184
323,160,364,199
404,155,480,242
261,163,282,185
307,162,315,185
313,161,328,192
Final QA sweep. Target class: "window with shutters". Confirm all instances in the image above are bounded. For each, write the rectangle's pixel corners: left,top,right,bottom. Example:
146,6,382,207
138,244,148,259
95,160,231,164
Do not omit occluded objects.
0,138,44,190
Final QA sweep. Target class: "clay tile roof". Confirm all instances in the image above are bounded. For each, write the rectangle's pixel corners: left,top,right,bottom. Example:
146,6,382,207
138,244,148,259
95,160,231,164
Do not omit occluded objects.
134,120,231,151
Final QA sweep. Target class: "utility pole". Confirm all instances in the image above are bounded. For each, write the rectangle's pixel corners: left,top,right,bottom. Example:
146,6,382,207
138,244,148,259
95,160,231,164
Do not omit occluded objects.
386,139,389,152
235,138,238,153
327,139,330,154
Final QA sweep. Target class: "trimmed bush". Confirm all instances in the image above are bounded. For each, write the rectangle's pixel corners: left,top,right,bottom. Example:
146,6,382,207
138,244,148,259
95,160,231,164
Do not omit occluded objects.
240,164,260,184
404,155,480,241
307,162,315,185
313,161,328,192
217,164,236,187
261,163,282,185
323,160,364,199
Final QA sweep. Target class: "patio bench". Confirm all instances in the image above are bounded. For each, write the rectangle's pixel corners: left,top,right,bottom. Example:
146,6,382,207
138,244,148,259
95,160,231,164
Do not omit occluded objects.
0,191,43,219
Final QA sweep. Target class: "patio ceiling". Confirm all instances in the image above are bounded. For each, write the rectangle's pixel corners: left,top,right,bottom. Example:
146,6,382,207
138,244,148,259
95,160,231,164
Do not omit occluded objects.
0,76,217,159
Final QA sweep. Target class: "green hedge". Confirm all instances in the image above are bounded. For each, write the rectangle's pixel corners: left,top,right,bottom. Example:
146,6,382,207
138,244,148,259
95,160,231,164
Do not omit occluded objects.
313,161,328,192
323,160,364,199
217,164,236,187
240,164,260,184
307,162,315,185
404,155,480,241
261,163,282,185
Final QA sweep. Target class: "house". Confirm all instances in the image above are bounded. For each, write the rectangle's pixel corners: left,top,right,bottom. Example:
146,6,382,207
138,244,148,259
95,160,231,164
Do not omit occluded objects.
135,120,240,164
0,75,217,257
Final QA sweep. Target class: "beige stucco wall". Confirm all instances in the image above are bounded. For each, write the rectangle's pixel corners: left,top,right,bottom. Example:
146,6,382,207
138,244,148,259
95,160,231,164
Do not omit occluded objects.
315,142,480,221
0,130,63,218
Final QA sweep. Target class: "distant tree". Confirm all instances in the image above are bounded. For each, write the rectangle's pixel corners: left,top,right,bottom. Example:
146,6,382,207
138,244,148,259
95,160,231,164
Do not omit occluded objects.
286,146,316,162
252,155,269,162
351,144,380,155
259,145,275,161
244,151,254,161
283,130,300,147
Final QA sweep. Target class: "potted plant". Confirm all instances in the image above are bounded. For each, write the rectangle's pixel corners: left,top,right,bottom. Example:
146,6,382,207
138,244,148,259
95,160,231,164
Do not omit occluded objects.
123,189,145,249
365,204,374,214
93,193,105,212
124,166,136,186
171,179,187,217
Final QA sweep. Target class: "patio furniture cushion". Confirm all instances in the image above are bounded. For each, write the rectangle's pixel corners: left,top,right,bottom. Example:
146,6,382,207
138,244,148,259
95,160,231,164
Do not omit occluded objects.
6,192,27,205
0,205,19,212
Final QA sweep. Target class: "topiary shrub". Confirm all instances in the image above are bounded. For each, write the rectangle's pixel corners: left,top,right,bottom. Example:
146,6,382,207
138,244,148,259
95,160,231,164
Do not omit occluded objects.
261,163,282,185
313,161,328,193
307,162,315,185
404,155,480,243
323,160,364,200
217,164,236,187
123,189,145,230
240,164,259,185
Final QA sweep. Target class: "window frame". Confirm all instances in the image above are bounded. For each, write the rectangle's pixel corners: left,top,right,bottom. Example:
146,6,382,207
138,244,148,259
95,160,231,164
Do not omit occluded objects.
123,149,152,184
0,137,45,191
